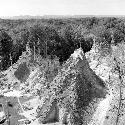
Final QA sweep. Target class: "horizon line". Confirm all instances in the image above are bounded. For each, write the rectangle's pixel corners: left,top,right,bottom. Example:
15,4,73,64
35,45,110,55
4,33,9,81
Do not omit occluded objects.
1,15,125,19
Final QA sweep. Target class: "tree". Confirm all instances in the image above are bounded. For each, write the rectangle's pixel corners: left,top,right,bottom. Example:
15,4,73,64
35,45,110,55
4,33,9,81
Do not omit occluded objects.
55,24,94,63
28,24,63,58
0,30,13,56
109,41,125,125
91,25,113,57
0,30,13,70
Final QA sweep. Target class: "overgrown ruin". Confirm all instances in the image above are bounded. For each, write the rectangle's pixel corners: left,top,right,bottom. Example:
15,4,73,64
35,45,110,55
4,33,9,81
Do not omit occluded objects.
36,48,108,125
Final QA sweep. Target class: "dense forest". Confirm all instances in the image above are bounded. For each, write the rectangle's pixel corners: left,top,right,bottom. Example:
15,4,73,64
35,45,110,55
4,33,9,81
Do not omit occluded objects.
0,17,125,70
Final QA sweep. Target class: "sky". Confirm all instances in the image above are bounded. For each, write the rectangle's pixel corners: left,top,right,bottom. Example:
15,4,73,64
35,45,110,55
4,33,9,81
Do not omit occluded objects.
0,0,125,17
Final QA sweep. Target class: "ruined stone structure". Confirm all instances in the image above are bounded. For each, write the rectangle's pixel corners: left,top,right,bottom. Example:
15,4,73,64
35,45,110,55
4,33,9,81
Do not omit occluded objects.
36,48,108,125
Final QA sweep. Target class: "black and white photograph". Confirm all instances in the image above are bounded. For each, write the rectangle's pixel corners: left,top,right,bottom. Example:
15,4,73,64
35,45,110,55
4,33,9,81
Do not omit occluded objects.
0,0,125,124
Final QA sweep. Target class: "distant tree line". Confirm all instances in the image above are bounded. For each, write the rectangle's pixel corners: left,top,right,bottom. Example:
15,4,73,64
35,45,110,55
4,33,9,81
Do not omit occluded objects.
1,17,125,70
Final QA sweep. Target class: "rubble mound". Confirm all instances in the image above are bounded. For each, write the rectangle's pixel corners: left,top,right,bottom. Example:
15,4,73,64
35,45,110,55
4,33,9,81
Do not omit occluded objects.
0,47,110,125
37,48,108,125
